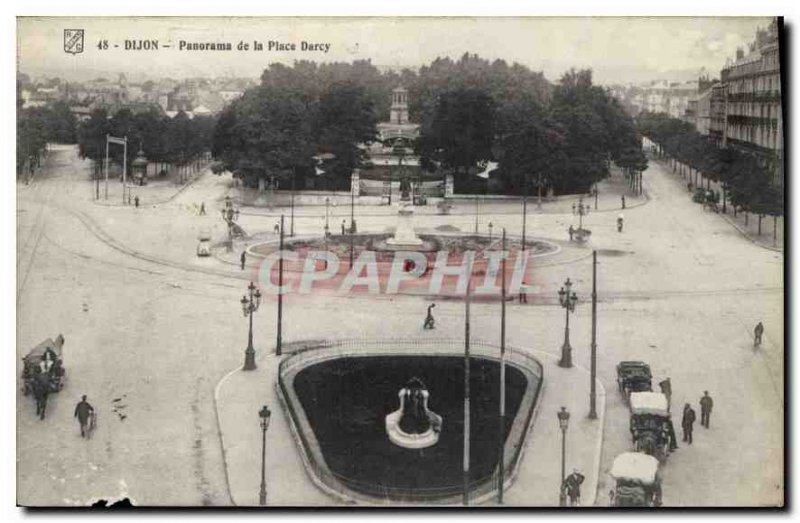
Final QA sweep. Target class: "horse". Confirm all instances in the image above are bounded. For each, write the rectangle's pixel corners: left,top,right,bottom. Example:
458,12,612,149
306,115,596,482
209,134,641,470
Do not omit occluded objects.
31,372,50,420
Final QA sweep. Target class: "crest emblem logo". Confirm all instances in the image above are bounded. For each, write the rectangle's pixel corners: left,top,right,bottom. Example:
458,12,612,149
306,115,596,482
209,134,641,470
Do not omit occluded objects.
64,29,84,55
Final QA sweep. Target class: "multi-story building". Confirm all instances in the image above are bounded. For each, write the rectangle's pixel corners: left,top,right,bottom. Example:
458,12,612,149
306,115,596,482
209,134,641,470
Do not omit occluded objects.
720,17,782,182
632,80,699,118
693,87,713,136
709,83,727,146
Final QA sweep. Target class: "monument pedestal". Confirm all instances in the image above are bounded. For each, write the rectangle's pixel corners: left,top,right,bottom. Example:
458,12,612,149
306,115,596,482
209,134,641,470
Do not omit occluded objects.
386,202,423,247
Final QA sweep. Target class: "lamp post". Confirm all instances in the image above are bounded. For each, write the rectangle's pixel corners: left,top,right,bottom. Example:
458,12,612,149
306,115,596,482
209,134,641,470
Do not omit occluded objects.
557,406,570,507
521,176,528,253
241,281,262,371
572,197,589,231
349,188,355,269
276,215,284,356
324,197,331,237
589,250,598,419
221,196,240,252
258,405,272,505
290,169,296,237
557,277,578,368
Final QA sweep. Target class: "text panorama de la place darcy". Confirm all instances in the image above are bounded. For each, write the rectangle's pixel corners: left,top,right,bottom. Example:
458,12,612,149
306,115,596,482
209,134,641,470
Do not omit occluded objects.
100,39,333,52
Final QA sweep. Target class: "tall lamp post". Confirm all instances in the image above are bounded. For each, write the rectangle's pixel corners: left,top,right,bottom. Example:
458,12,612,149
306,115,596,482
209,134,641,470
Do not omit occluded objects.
241,281,262,371
276,215,285,356
557,278,578,368
521,176,528,253
572,197,590,230
221,196,240,252
290,169,296,237
557,406,570,507
258,405,272,505
589,250,598,419
324,197,332,237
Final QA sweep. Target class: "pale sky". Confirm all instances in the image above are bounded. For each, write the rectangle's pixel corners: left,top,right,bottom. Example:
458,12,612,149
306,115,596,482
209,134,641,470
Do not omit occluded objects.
17,17,774,85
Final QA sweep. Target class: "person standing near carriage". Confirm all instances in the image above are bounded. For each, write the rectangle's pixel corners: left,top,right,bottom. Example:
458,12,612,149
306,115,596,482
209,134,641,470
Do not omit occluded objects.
681,403,696,445
74,395,95,438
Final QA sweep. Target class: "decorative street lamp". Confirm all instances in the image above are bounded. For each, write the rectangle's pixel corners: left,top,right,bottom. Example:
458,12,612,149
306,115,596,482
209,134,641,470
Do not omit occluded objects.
572,197,590,230
221,196,240,252
241,281,262,371
324,197,334,238
258,405,272,505
557,406,570,507
557,278,578,368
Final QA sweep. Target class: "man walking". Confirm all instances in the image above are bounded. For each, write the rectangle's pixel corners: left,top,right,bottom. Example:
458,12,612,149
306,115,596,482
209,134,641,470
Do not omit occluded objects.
74,395,95,438
568,225,574,242
681,403,696,445
754,321,764,347
199,202,206,215
240,251,247,270
621,195,626,209
423,303,436,330
563,469,585,507
341,220,346,235
134,195,140,208
699,391,713,428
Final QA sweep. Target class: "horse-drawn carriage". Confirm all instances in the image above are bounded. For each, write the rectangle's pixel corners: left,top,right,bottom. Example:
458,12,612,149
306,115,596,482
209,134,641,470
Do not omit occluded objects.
629,392,674,462
22,334,66,396
616,361,652,400
609,452,663,507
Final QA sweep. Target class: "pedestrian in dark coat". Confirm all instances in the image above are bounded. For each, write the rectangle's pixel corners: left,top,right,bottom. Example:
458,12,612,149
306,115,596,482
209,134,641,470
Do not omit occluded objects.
621,195,626,209
240,251,247,270
754,322,764,347
699,391,713,428
681,403,696,444
341,220,346,235
423,304,436,330
134,195,140,208
563,469,585,506
74,395,95,438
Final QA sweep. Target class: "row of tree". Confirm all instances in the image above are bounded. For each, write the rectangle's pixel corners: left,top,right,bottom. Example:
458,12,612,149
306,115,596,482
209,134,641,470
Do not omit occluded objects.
77,107,216,180
636,111,783,228
418,67,648,195
17,101,77,178
212,56,647,196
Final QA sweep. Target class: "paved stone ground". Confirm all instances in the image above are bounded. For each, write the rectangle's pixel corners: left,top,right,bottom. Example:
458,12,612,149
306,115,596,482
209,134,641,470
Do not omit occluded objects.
17,145,783,506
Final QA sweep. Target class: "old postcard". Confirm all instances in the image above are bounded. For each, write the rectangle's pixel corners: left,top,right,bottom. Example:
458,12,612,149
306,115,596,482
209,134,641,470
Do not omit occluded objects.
16,16,784,508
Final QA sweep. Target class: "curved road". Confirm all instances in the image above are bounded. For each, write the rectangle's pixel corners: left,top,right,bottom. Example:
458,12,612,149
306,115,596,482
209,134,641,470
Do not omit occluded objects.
17,146,782,506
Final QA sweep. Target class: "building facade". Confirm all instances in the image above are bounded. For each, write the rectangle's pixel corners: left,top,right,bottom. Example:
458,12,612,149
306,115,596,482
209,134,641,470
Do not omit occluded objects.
720,17,782,182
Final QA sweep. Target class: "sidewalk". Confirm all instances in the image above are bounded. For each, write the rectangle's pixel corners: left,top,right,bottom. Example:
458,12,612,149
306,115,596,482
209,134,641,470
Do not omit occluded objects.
655,158,783,252
231,173,647,220
91,166,209,208
215,343,605,507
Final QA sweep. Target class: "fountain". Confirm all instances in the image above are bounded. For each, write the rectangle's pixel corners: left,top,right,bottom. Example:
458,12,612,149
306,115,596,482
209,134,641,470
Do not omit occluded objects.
386,200,424,247
378,176,434,252
385,377,443,449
